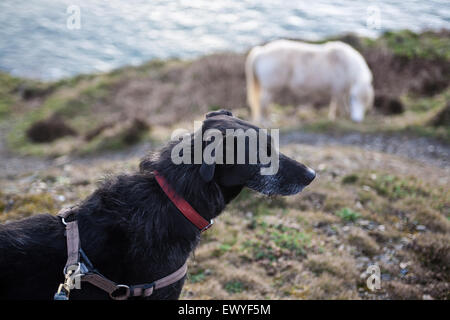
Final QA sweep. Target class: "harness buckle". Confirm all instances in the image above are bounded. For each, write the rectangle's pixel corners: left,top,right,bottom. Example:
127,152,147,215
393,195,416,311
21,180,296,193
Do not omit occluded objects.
63,263,83,290
109,284,130,300
54,264,81,300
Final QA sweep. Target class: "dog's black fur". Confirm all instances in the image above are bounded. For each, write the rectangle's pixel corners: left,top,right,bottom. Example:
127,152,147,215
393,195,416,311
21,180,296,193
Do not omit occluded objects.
0,110,315,300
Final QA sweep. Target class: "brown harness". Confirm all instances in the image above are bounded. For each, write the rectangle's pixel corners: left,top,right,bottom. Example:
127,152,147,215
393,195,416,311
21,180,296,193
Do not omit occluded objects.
54,207,188,300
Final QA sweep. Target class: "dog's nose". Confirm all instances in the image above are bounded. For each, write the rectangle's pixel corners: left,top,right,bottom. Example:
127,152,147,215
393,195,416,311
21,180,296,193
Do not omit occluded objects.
304,167,316,185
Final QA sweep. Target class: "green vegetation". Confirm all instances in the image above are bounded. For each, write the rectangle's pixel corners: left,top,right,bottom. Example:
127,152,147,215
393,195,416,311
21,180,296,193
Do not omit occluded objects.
241,219,311,261
0,72,22,118
78,119,150,155
270,226,310,256
381,30,450,60
5,76,117,156
1,60,172,156
212,243,233,257
224,280,246,294
0,191,58,223
360,173,429,200
296,88,450,143
189,269,207,283
229,188,288,217
342,174,359,184
336,208,361,222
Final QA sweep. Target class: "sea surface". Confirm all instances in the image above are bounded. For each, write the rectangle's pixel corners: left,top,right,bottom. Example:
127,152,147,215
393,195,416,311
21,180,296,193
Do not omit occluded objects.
0,0,448,80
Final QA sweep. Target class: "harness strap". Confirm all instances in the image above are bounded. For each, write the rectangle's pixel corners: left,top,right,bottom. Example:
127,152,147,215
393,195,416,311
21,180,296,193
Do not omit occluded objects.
154,261,188,289
55,207,188,300
82,273,118,295
80,261,188,300
58,207,79,271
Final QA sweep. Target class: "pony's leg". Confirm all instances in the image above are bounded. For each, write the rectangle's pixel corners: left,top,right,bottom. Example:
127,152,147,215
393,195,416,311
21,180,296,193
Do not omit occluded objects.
341,93,352,118
328,96,338,121
260,90,272,126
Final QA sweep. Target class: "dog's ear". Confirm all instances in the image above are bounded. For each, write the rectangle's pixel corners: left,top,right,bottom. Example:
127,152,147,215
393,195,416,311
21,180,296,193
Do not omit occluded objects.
199,143,217,182
199,162,215,182
206,109,233,118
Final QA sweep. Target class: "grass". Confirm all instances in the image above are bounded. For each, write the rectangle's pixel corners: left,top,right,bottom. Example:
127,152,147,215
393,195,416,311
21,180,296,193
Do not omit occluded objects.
342,174,359,184
241,217,311,262
212,243,233,257
6,77,115,156
78,122,150,155
2,59,172,157
336,208,361,222
347,228,380,256
1,143,449,299
270,227,310,256
189,269,207,283
380,30,450,60
360,173,429,200
224,281,246,294
0,72,22,119
0,191,59,223
340,170,449,238
4,77,154,157
296,88,450,143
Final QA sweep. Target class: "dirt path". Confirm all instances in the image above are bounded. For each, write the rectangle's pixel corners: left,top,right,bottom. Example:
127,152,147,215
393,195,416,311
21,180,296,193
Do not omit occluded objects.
281,130,450,170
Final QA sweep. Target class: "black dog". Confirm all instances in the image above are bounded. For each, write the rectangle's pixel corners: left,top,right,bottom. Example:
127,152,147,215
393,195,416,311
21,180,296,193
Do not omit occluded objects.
0,110,315,300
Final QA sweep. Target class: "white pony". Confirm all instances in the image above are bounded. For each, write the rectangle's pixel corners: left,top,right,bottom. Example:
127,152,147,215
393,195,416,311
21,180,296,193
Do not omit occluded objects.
245,39,374,123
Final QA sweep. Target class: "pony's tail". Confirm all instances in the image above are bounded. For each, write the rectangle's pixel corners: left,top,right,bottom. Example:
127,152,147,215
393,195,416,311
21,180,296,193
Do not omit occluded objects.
245,47,261,123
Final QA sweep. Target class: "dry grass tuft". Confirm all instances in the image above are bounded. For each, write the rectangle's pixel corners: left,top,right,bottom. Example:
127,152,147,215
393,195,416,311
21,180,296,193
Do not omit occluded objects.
411,233,450,277
347,228,380,257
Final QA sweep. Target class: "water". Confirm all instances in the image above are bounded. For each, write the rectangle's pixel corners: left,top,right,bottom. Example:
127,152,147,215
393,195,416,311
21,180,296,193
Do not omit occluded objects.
0,0,448,80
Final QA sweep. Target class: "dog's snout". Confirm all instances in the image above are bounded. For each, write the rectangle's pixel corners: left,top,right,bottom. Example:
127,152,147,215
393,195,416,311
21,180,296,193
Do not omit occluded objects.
304,167,316,185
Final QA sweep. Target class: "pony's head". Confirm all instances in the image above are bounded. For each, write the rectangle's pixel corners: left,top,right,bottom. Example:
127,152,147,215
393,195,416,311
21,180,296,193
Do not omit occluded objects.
349,81,374,122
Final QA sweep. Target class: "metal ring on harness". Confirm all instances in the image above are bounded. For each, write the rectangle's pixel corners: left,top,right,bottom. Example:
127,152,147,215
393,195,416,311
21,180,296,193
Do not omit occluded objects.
63,261,81,277
109,284,130,300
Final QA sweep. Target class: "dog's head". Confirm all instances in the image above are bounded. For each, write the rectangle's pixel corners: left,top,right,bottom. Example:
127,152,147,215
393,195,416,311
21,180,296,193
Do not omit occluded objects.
141,110,315,199
197,110,315,196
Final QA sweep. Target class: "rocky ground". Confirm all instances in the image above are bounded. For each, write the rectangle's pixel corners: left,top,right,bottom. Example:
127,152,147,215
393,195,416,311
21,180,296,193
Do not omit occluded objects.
0,30,449,299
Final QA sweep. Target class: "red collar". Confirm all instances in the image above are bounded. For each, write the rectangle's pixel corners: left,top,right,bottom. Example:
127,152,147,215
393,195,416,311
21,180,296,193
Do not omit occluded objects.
154,171,214,232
